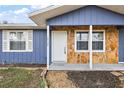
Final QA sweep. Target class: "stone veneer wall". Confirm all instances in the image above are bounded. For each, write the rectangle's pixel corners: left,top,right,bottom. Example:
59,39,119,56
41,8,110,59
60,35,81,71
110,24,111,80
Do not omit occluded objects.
51,26,118,64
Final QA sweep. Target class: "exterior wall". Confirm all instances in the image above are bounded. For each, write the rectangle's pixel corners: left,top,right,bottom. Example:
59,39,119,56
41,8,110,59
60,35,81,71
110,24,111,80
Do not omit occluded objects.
51,26,118,64
47,6,124,26
119,28,124,62
0,29,47,64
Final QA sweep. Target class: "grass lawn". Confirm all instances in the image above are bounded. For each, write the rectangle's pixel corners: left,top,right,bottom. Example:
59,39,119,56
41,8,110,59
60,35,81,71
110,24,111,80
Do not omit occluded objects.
0,67,45,88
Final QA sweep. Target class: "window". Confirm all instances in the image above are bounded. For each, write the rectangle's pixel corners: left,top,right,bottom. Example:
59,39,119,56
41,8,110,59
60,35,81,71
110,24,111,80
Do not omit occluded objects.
92,32,104,50
2,30,33,52
76,32,89,50
9,32,26,50
75,30,105,52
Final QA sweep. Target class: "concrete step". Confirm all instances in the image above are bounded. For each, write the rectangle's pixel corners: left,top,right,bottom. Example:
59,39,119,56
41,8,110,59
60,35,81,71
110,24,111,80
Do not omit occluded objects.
120,71,124,74
111,71,123,76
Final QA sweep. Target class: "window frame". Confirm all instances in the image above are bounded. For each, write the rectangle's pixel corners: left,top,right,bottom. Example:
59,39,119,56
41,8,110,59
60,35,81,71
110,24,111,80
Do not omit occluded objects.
2,30,33,52
75,30,105,52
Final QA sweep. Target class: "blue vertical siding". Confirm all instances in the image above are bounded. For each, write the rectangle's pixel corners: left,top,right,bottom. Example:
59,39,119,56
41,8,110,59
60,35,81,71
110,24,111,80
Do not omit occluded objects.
0,29,47,64
119,28,124,62
47,6,124,25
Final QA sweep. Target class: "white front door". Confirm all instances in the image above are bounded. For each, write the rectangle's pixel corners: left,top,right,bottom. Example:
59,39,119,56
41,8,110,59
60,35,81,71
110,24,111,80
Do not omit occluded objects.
52,31,67,63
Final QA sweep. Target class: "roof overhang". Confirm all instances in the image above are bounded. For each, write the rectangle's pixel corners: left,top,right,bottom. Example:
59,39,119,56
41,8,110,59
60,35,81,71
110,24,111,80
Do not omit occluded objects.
0,23,43,30
29,5,84,28
29,5,124,28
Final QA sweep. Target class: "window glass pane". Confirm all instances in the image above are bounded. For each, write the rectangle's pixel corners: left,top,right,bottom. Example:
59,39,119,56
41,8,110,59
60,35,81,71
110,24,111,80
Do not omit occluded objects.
10,41,26,50
76,32,88,41
93,32,103,41
92,41,103,50
10,41,16,50
77,41,88,50
76,33,80,41
17,32,25,41
10,32,17,40
81,33,88,41
20,41,26,50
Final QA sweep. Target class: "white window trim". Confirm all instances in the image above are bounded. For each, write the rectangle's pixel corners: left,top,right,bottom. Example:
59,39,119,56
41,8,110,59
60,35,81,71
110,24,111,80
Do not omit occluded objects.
75,30,105,53
2,30,33,52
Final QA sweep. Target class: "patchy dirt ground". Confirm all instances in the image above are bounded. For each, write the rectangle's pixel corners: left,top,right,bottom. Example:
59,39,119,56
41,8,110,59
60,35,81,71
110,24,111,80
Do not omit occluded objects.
46,71,76,88
46,71,121,88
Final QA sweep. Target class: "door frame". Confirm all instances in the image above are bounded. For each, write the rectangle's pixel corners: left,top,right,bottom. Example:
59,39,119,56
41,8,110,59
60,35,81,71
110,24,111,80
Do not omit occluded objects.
51,31,67,63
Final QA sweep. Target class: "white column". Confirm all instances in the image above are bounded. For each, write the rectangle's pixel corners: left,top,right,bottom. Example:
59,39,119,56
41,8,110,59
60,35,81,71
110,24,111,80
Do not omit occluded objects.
89,25,93,69
47,25,50,69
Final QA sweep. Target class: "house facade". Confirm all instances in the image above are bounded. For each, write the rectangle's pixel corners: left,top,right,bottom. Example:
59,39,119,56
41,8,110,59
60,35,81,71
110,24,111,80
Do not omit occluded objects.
0,24,47,64
1,5,124,70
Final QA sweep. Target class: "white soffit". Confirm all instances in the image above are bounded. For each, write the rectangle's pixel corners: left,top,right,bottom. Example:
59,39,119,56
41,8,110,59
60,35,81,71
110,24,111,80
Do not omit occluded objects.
99,5,124,15
29,5,124,28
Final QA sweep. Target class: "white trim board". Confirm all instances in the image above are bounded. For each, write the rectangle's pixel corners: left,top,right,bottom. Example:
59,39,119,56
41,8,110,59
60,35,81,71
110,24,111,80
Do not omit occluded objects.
47,25,50,69
118,62,124,64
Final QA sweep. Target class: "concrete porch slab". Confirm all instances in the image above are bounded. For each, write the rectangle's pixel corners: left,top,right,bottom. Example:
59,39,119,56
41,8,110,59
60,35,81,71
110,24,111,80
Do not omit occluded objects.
49,63,89,71
49,63,124,71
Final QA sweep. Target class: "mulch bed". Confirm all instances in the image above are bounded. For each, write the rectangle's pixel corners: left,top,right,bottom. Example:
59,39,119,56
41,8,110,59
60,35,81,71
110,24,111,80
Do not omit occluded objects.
46,71,121,88
67,71,121,88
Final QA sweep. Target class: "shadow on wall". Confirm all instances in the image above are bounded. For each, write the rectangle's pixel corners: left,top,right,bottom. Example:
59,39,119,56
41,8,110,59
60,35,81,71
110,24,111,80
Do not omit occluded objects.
66,71,120,88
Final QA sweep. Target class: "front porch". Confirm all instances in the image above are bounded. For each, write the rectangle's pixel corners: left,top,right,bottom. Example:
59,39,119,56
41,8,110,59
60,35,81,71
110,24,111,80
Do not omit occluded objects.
46,6,124,70
49,63,124,71
47,25,121,70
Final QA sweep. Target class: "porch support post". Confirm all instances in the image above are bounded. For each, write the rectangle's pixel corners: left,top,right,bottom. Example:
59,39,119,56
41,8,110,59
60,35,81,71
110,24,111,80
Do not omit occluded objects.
89,25,93,69
47,25,50,69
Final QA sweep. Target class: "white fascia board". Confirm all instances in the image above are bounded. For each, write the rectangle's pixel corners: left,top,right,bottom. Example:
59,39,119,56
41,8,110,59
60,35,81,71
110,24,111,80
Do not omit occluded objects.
28,5,63,17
